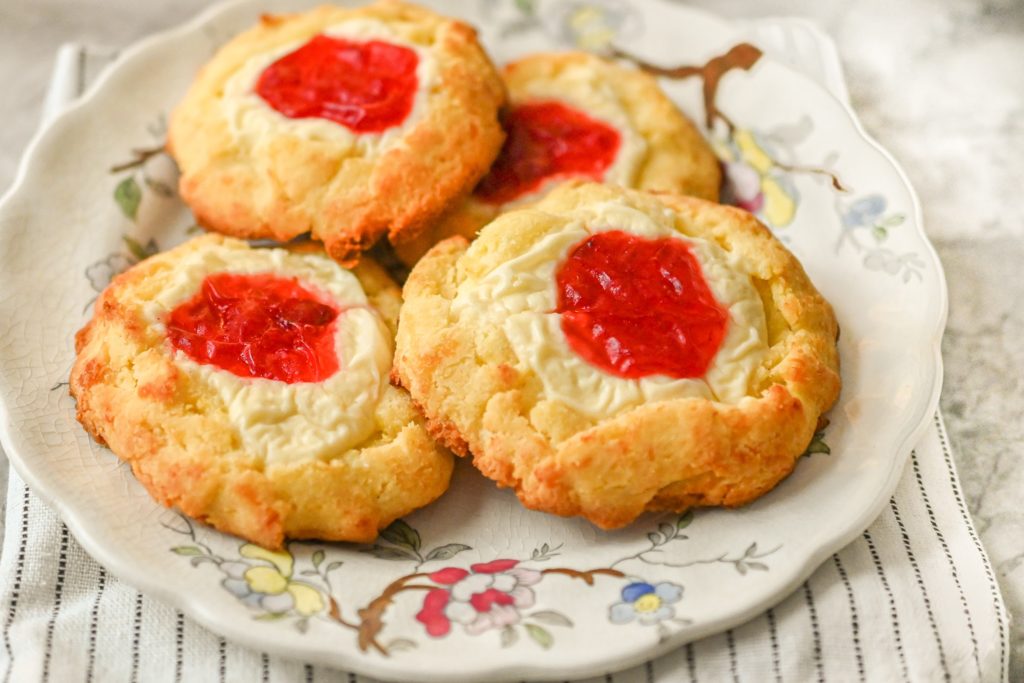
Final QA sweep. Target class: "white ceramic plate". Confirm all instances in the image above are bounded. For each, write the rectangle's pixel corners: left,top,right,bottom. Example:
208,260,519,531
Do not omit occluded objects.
0,1,946,681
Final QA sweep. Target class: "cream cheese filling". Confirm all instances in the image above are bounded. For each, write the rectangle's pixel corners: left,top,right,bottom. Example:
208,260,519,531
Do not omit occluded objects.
142,243,392,466
221,18,439,155
451,199,769,419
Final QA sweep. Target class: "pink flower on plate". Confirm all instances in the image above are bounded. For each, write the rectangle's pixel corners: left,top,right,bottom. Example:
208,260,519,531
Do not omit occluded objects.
416,559,542,637
723,160,764,213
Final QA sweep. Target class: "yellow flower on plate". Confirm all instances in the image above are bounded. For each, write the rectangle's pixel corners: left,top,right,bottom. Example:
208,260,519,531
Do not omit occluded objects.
761,176,796,227
244,565,289,594
287,584,325,616
719,129,798,228
235,544,325,617
734,129,773,175
241,544,293,577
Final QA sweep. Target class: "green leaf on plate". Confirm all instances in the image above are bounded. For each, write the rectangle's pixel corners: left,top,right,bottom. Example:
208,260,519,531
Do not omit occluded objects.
254,613,287,621
143,176,175,198
359,545,419,561
171,546,202,556
529,610,573,628
514,0,536,16
524,623,553,649
379,519,421,552
806,441,831,455
880,213,905,227
122,235,157,261
424,543,471,562
804,430,831,457
312,550,325,569
387,638,417,652
500,625,518,648
114,176,142,220
676,510,694,530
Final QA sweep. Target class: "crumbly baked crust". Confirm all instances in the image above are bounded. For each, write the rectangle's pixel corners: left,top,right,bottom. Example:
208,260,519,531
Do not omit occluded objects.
393,182,839,529
168,1,506,264
71,234,452,548
395,50,721,266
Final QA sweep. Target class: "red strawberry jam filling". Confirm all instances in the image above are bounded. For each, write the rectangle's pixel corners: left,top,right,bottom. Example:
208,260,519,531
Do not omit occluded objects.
475,101,621,204
255,35,418,133
167,272,340,384
555,231,729,379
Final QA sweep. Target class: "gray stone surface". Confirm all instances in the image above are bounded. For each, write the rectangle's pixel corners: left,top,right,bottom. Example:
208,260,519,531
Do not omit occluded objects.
939,236,1024,677
1,0,1021,675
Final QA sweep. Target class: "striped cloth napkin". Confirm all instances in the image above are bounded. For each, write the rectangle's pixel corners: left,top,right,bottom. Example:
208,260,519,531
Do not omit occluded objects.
0,21,1010,683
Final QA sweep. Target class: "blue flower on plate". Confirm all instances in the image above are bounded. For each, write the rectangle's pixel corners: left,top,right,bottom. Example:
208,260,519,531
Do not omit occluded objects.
840,194,886,228
609,581,683,625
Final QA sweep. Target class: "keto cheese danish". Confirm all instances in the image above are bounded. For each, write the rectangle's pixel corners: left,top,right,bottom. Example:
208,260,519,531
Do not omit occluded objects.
71,234,452,548
393,182,839,529
168,1,505,263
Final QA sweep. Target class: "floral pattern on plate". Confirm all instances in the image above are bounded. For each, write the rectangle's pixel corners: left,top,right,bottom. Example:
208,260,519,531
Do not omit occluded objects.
165,511,784,653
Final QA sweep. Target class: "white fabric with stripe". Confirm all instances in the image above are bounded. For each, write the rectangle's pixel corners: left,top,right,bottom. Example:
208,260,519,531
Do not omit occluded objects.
0,26,1011,683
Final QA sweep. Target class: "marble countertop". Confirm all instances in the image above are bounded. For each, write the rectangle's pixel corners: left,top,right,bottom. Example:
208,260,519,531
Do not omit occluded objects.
1,0,1021,676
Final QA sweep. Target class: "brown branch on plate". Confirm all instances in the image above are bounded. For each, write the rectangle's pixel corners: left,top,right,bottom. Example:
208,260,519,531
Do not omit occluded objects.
771,158,848,192
540,567,625,585
109,143,168,173
610,42,849,192
608,42,763,130
325,594,359,631
351,572,435,655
